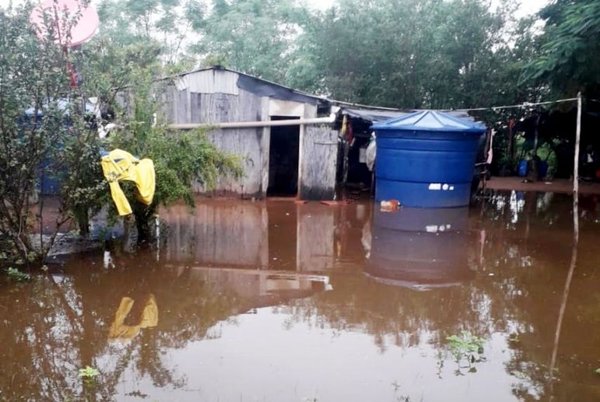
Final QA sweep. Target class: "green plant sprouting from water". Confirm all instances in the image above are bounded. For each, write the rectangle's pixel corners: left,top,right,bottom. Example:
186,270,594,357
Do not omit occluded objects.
446,331,485,372
78,366,100,380
5,267,31,282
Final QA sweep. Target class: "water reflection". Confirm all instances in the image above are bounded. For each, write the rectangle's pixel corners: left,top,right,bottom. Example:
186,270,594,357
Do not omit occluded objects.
2,194,600,401
366,207,476,289
161,200,337,273
108,294,158,341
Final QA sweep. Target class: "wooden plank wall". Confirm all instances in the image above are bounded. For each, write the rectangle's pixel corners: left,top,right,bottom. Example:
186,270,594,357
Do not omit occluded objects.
299,125,339,200
160,82,268,196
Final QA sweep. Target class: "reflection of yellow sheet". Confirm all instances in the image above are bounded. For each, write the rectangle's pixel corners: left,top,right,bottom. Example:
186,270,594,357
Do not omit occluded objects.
108,294,158,340
100,149,155,216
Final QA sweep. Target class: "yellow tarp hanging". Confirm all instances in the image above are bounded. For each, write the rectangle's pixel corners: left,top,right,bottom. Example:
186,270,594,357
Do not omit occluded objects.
108,294,158,340
100,149,155,216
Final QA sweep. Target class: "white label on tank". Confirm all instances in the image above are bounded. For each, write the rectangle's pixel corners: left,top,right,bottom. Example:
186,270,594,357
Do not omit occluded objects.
426,225,438,233
428,183,442,190
449,186,455,191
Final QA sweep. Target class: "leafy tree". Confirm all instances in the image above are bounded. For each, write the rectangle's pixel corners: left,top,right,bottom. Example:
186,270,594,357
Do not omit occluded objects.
193,0,304,83
522,0,600,97
291,0,533,109
96,0,199,71
0,2,81,261
0,3,242,263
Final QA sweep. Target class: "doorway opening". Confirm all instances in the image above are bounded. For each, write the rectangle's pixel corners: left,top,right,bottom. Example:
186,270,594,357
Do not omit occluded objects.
267,116,300,197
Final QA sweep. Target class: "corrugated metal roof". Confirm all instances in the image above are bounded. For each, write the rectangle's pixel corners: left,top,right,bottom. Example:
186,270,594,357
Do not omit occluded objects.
165,65,327,104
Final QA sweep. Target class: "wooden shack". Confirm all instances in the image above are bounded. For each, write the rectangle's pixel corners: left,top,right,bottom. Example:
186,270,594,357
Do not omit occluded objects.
161,66,339,200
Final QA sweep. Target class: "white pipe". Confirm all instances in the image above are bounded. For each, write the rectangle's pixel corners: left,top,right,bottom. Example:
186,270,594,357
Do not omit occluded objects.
573,91,582,194
167,113,336,130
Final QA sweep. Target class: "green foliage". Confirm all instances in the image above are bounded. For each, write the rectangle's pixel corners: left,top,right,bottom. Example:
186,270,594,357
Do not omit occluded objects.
78,365,100,380
111,126,243,211
0,3,78,260
288,0,533,109
95,0,543,109
58,120,109,236
96,0,199,68
0,2,242,260
522,0,600,97
101,72,242,240
195,0,303,83
446,331,485,361
104,71,243,210
5,267,31,282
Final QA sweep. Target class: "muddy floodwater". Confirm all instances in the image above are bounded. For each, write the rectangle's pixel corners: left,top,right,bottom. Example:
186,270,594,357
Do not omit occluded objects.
2,192,600,401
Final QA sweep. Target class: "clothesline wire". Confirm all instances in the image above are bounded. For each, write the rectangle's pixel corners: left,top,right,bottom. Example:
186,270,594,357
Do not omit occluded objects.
451,97,578,112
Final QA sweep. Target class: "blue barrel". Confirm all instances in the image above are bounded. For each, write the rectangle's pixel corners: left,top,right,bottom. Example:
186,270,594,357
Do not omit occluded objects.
518,159,528,177
372,111,486,207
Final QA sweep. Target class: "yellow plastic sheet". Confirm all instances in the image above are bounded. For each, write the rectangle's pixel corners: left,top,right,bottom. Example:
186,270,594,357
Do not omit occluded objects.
100,149,155,216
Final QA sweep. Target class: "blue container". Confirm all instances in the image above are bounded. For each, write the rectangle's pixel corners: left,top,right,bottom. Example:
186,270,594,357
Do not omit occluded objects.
518,159,528,177
372,111,486,207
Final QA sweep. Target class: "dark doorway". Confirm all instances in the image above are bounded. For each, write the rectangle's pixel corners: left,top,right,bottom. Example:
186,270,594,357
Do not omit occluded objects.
267,117,300,197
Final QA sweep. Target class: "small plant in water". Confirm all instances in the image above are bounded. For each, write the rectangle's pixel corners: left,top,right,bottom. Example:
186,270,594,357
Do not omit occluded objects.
78,366,100,380
447,331,485,373
5,267,31,282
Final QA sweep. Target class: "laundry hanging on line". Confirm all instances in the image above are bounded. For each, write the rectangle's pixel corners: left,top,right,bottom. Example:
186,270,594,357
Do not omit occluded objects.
100,149,156,216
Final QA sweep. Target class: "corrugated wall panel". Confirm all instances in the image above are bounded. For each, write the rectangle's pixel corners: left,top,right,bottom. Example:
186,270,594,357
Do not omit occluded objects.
174,69,239,95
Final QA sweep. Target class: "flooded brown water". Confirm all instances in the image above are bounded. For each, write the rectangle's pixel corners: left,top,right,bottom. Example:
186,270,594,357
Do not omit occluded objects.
2,192,600,401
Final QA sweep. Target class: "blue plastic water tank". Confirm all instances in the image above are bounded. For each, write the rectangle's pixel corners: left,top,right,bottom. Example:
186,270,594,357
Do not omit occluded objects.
372,111,486,207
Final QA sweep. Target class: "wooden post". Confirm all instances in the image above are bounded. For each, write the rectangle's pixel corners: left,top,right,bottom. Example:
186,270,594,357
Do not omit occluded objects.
573,92,582,194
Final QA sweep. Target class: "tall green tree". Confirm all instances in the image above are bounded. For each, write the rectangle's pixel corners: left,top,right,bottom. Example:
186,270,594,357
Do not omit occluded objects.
96,0,200,72
522,0,600,97
193,0,304,83
290,0,534,109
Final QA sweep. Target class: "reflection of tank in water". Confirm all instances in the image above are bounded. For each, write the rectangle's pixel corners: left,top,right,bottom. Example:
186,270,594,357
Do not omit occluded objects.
365,208,475,290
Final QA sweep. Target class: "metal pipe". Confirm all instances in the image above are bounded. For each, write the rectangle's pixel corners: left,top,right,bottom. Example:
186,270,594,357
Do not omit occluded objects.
168,113,336,130
573,91,582,194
